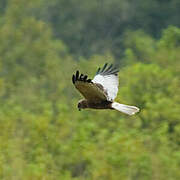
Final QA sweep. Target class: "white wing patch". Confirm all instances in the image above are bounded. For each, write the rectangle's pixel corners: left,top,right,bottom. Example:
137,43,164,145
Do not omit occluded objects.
92,74,119,101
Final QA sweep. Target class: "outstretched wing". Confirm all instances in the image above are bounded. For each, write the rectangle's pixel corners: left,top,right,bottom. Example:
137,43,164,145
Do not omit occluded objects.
72,71,108,102
92,63,119,101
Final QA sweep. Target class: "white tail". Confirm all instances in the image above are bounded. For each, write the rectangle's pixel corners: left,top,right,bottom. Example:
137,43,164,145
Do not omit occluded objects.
111,102,139,115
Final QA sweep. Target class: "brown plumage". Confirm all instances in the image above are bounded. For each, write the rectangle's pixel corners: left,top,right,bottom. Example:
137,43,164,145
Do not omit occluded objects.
72,63,139,115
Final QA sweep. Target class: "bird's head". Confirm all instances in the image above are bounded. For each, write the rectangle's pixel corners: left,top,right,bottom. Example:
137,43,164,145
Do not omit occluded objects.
77,100,88,111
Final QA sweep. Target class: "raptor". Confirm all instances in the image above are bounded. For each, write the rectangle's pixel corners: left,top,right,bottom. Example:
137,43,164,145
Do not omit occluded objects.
72,63,139,115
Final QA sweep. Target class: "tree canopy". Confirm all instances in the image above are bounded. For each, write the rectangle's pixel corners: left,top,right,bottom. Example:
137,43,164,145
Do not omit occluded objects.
0,0,180,179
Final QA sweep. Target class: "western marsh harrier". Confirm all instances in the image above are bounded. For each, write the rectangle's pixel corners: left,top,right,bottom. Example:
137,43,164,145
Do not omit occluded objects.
72,63,139,115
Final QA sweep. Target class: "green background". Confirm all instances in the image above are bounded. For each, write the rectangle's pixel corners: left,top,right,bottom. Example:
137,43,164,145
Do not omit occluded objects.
0,0,180,179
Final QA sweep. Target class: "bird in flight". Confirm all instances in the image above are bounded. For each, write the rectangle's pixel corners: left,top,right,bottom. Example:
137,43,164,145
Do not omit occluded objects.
72,63,139,115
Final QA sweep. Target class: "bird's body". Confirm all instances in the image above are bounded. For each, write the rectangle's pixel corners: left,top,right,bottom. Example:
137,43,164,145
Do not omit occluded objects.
72,63,139,115
78,99,112,110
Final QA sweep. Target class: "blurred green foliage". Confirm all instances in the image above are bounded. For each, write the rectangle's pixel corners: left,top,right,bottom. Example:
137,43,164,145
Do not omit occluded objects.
0,0,180,179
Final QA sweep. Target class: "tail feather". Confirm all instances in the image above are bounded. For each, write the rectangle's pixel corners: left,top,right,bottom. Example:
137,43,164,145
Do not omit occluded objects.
111,102,139,115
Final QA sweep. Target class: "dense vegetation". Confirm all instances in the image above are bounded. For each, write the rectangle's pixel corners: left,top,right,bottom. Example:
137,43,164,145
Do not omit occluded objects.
0,0,180,179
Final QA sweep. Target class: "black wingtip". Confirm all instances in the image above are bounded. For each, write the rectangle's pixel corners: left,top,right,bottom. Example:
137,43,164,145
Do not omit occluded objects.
101,63,108,73
76,70,79,80
96,67,101,75
72,70,91,84
80,74,84,80
87,79,91,83
83,75,88,81
106,64,113,73
96,63,119,75
72,74,76,84
108,66,119,74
